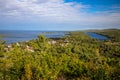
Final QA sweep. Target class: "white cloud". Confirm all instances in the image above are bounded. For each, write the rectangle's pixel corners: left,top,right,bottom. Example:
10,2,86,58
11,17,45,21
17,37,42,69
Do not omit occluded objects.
0,0,120,30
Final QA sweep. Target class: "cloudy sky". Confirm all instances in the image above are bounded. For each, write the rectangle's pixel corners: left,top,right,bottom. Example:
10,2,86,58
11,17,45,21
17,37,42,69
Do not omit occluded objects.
0,0,120,30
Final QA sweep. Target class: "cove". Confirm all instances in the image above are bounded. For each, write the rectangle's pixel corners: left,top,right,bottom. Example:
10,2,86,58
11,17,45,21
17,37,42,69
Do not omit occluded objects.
86,32,109,41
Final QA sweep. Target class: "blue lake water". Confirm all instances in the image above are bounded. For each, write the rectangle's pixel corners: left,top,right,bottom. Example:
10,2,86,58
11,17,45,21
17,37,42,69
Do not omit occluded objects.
0,30,67,44
0,30,109,44
86,32,109,40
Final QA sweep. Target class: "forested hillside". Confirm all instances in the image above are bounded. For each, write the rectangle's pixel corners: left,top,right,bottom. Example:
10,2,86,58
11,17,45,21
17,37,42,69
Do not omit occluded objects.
0,31,120,80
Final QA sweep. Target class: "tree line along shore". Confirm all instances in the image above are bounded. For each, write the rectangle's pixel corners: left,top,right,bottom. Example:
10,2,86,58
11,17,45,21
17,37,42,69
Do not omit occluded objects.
0,29,120,80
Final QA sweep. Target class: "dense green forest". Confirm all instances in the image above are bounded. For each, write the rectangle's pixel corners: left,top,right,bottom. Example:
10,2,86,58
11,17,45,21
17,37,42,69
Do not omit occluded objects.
0,30,120,80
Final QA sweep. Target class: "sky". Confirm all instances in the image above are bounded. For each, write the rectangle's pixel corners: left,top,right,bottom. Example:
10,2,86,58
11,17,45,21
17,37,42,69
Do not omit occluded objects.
0,0,120,30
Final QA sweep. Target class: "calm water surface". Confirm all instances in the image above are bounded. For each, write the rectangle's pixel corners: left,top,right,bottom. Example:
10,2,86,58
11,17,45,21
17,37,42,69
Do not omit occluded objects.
0,30,67,44
0,31,109,44
86,32,109,40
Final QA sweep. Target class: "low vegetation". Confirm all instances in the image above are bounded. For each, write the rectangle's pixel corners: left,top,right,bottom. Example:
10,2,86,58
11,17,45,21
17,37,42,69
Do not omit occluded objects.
0,30,120,80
